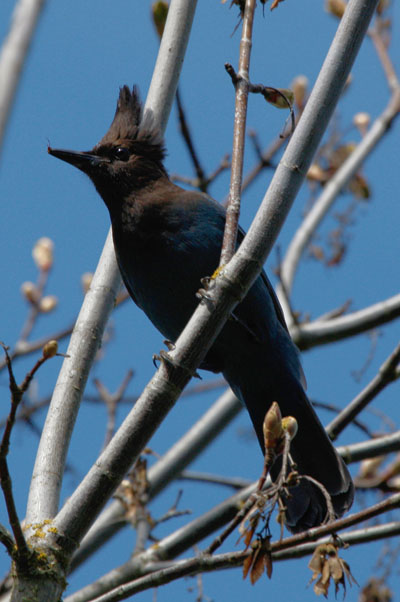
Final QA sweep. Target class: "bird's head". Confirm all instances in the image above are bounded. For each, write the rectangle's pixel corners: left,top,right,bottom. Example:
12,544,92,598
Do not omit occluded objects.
48,86,167,206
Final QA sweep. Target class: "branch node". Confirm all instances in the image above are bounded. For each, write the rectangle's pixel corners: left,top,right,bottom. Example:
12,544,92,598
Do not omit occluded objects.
225,63,240,87
153,350,201,380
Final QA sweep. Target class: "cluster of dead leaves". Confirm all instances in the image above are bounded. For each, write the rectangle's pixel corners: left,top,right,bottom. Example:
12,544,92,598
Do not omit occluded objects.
243,535,273,584
308,542,358,598
307,143,370,200
306,140,371,267
114,457,152,527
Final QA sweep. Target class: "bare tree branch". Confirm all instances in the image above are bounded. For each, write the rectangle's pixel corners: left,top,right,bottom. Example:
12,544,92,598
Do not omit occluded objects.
292,293,400,350
66,494,400,602
277,84,400,326
220,0,256,264
71,427,400,592
70,389,241,571
327,341,400,439
77,518,400,602
0,0,46,154
337,430,400,464
178,471,251,489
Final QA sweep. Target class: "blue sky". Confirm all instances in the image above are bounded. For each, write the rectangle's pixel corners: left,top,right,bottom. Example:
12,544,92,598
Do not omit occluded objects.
1,1,400,600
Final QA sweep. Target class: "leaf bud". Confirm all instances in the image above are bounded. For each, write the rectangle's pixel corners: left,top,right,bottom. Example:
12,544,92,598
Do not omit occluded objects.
42,340,58,359
21,281,39,304
81,272,93,294
39,295,58,313
32,237,54,271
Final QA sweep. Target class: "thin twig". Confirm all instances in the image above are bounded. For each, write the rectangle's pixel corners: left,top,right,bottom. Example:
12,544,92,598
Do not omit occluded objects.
153,490,191,528
239,132,286,197
18,267,49,342
175,88,207,191
0,377,227,431
220,0,256,265
0,292,130,375
222,78,302,207
301,475,335,523
311,399,373,438
0,343,53,566
0,524,14,556
94,370,134,450
204,488,264,556
0,324,74,373
313,299,352,322
326,341,400,440
369,23,399,92
179,471,251,490
205,429,293,555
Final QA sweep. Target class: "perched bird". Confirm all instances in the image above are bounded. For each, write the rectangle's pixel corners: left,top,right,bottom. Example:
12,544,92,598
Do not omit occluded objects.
49,86,353,532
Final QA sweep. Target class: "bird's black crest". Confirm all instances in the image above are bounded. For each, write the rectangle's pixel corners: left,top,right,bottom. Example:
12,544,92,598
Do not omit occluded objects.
97,85,164,151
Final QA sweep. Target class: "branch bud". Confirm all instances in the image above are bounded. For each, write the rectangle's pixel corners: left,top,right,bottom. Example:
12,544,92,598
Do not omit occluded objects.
326,0,346,18
152,2,169,39
42,340,58,359
39,295,58,313
32,237,54,271
263,402,283,451
281,416,298,441
21,281,39,304
291,75,308,109
81,272,93,294
353,112,370,136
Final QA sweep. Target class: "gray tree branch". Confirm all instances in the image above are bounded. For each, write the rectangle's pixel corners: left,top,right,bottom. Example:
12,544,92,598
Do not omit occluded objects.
0,0,46,154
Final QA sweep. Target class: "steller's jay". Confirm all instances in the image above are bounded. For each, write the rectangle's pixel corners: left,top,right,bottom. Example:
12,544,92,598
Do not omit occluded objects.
49,86,353,532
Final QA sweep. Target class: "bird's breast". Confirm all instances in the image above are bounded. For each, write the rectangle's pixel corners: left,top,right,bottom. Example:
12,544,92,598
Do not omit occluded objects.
112,217,222,343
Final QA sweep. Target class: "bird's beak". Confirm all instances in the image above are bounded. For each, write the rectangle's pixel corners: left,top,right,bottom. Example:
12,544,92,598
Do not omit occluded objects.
48,147,109,172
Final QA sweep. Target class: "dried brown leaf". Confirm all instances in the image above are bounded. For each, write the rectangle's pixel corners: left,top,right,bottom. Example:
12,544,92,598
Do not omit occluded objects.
250,546,266,584
243,537,273,584
270,0,286,10
308,542,357,599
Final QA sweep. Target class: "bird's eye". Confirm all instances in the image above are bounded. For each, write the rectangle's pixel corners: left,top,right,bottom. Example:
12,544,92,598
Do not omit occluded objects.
114,147,130,161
